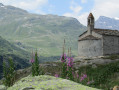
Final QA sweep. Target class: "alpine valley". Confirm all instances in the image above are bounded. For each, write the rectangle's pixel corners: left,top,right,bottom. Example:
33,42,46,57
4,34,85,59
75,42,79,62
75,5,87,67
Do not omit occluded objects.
0,3,86,79
0,3,86,57
1,3,119,90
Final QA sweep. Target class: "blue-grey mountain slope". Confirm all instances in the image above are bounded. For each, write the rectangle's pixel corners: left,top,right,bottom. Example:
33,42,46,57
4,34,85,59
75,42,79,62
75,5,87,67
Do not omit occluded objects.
95,16,119,30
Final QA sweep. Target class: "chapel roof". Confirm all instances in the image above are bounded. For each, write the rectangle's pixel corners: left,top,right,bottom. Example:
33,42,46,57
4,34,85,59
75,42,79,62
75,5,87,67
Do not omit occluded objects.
79,28,119,37
93,28,119,36
79,13,119,39
78,35,100,41
88,13,94,19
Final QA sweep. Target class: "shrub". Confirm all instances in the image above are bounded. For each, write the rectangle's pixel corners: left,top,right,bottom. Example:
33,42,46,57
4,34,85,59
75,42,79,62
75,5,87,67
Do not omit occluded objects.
3,57,16,87
76,61,119,89
34,51,40,76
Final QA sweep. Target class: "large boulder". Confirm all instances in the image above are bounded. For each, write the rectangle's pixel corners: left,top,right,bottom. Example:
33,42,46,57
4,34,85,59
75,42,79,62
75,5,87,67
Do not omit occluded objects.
0,85,6,90
7,75,100,90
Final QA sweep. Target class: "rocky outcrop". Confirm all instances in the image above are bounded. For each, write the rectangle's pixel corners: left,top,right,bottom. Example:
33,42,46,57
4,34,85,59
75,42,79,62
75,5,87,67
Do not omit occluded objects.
0,85,6,90
74,56,119,69
7,75,99,90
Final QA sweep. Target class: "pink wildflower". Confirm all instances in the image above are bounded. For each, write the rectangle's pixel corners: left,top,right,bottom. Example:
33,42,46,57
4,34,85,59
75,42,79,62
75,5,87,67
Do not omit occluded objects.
30,59,34,63
87,81,90,85
77,73,79,78
87,77,94,85
83,74,87,78
80,73,87,82
80,76,84,82
55,74,59,78
60,53,67,62
67,57,74,67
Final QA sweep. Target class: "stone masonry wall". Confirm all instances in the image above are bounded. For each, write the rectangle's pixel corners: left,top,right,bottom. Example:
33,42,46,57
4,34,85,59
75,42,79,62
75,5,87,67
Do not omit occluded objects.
103,35,119,55
78,39,103,57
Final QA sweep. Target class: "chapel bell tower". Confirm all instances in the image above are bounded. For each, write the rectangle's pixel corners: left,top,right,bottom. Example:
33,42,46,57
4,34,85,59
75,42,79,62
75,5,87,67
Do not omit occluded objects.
87,13,94,35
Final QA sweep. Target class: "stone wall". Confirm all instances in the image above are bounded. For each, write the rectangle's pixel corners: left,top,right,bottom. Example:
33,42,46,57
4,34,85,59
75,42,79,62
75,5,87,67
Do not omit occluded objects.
103,35,119,55
78,39,103,57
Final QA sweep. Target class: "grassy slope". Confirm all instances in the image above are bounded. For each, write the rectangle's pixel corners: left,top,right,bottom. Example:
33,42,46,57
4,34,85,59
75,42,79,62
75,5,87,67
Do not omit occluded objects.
0,36,30,59
1,56,119,89
39,60,119,89
0,5,86,56
75,61,119,90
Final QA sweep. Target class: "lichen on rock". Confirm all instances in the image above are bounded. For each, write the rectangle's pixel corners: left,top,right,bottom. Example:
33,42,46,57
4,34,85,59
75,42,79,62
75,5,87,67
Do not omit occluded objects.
7,75,100,90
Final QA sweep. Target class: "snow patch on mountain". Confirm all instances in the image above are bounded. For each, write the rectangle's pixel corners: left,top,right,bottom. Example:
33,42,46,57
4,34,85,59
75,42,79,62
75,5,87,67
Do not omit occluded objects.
115,17,119,20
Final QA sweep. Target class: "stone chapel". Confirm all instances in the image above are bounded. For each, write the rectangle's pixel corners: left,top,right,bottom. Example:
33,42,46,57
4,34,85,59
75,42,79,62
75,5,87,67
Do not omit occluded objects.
78,13,119,57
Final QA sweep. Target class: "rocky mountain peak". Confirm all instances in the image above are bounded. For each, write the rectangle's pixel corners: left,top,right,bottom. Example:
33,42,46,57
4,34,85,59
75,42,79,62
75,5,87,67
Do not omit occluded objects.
95,16,119,30
0,3,4,6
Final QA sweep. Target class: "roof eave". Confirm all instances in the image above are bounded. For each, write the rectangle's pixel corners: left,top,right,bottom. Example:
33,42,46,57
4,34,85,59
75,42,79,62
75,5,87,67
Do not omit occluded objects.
79,31,87,37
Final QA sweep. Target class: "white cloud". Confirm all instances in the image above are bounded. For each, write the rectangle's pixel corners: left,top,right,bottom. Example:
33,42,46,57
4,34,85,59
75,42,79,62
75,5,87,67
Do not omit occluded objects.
115,17,119,20
64,0,119,26
92,0,119,20
70,6,82,14
77,12,89,25
70,0,82,13
0,0,48,14
81,0,87,3
63,0,88,25
63,12,89,26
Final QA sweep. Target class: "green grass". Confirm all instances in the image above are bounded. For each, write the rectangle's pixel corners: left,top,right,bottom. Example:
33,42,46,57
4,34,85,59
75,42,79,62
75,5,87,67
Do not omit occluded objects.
76,61,119,89
1,57,119,89
37,60,119,89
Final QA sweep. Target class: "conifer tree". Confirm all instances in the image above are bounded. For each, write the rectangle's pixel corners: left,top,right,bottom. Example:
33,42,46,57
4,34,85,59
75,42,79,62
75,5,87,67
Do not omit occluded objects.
34,50,39,76
3,57,15,87
8,57,15,86
30,50,40,76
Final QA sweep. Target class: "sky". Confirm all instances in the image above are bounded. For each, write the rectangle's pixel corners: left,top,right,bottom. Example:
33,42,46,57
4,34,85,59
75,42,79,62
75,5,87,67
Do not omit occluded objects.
0,0,119,26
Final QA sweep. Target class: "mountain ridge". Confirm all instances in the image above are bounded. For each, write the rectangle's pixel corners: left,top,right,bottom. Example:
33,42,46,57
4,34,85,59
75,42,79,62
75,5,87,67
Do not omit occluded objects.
95,16,119,30
0,3,86,56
